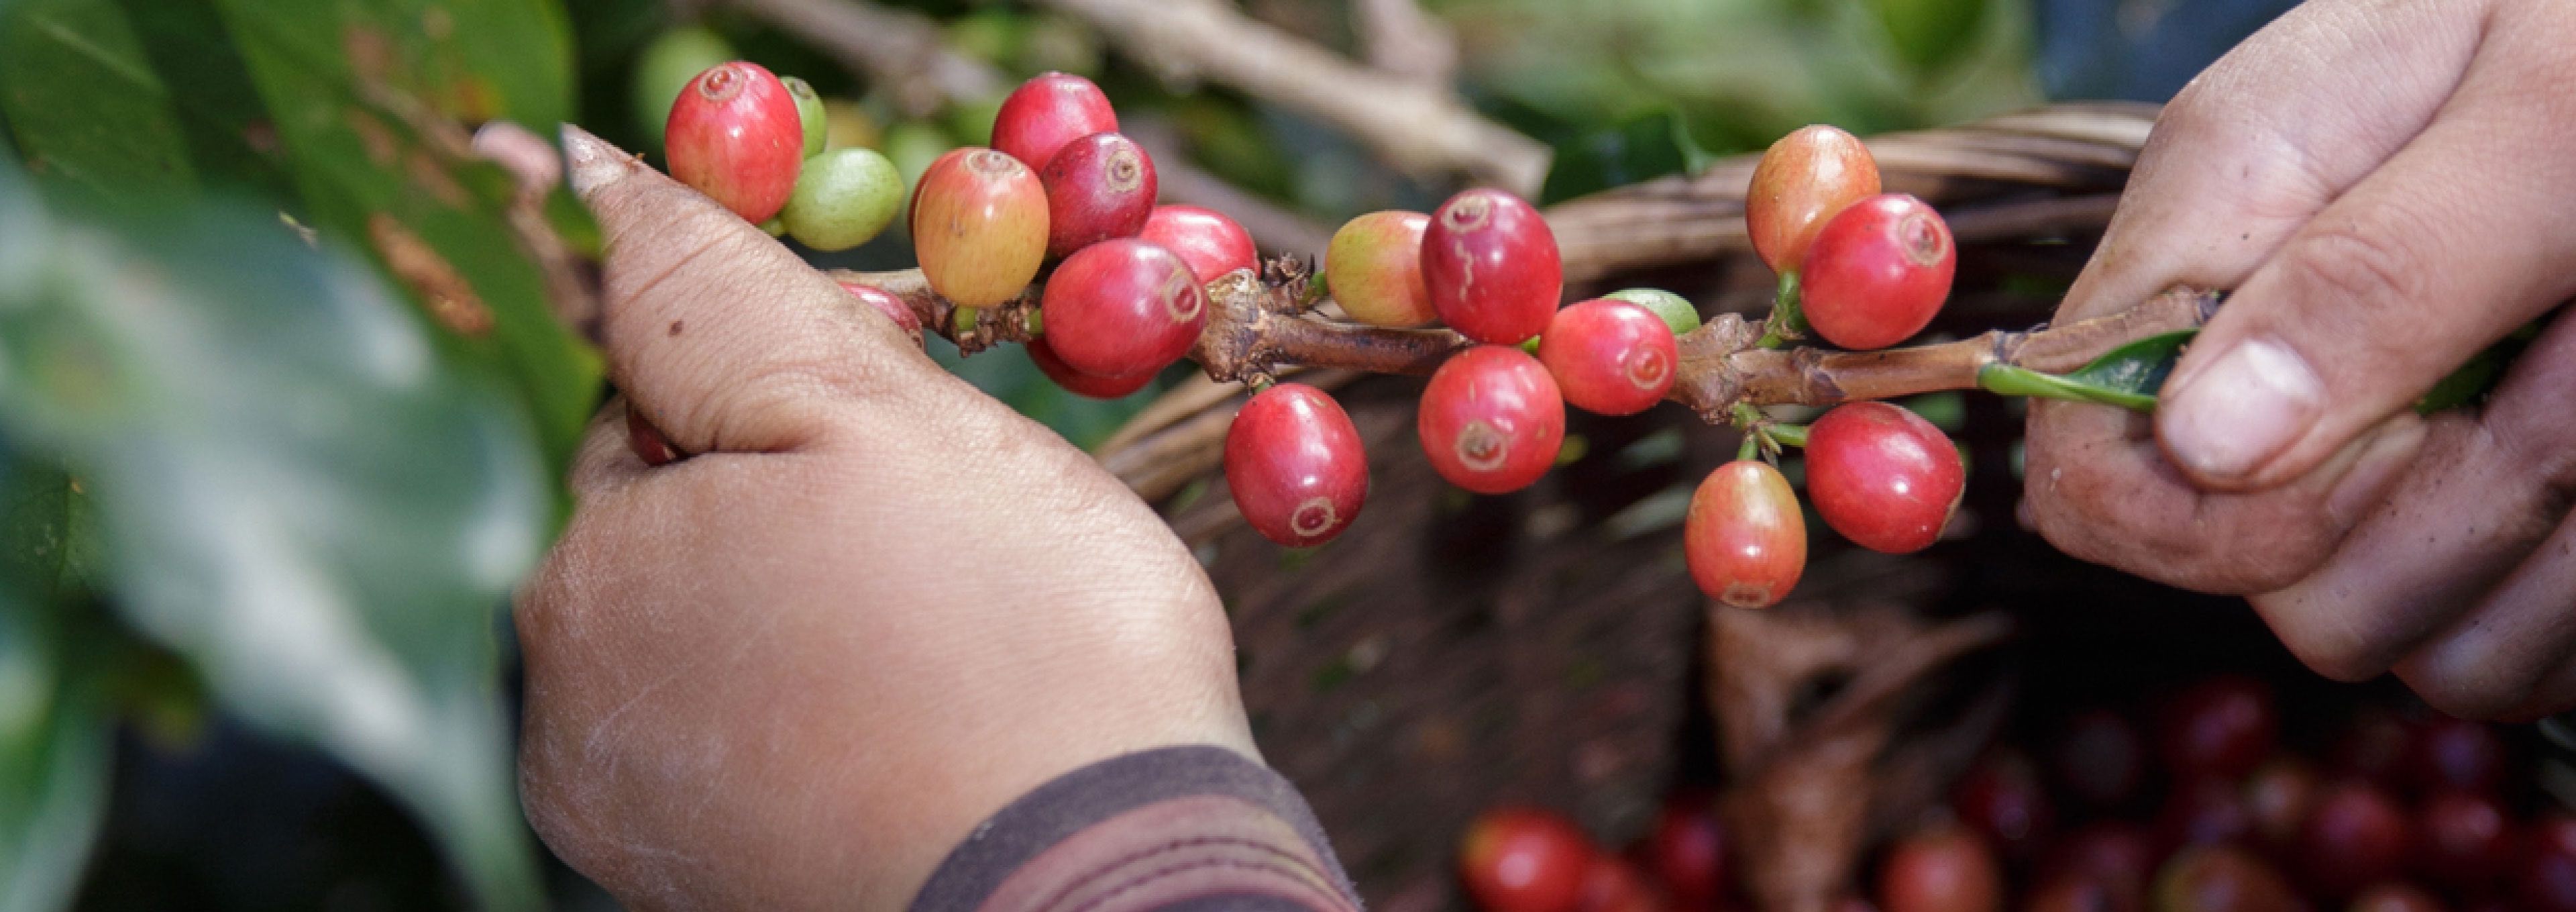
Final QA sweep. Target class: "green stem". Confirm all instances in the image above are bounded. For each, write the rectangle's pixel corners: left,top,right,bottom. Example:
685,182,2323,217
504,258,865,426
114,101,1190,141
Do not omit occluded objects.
1737,433,1760,462
1767,422,1808,448
1754,271,1805,349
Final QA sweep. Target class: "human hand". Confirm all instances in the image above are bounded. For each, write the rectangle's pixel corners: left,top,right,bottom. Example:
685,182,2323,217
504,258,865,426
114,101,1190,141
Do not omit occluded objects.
2023,0,2576,719
511,128,1253,911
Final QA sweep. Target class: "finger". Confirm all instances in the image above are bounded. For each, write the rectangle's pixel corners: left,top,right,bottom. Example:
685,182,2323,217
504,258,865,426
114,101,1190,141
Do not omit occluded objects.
2154,2,2576,490
562,125,925,455
2023,397,2424,595
2052,0,2485,324
2255,306,2576,689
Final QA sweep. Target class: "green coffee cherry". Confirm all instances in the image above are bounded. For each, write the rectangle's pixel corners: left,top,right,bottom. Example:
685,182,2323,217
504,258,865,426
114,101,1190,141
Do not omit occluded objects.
782,76,827,158
759,217,788,238
782,148,904,252
884,123,954,189
633,26,737,145
1605,287,1702,336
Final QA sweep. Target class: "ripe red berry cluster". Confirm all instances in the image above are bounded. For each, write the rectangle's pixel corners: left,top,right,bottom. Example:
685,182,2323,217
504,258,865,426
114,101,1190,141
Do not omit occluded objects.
665,62,904,254
1452,676,2555,912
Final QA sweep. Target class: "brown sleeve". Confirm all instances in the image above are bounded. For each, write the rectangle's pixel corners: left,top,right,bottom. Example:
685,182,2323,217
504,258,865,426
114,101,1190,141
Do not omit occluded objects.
906,745,1362,912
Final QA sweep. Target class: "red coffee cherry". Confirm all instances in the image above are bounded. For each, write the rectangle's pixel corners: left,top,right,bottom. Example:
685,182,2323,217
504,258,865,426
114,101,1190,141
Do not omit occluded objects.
2347,884,2445,912
1572,855,1662,912
1027,338,1155,399
1953,749,2056,863
1039,132,1156,258
912,149,1049,307
1459,807,1597,912
1802,193,1955,350
2520,814,2576,912
1140,204,1259,285
991,71,1118,173
2406,716,2508,796
2050,709,2147,811
627,405,682,466
2300,781,2413,899
1684,460,1806,609
2040,823,2155,902
1537,299,1678,416
2331,709,2414,790
2242,756,2320,854
1877,825,2003,912
1418,346,1564,495
2152,845,2299,912
838,281,923,345
1040,238,1206,377
1328,211,1435,327
664,61,803,223
1224,383,1368,548
2153,778,2253,857
2022,876,2131,912
2416,791,2515,890
2159,675,2279,782
1804,401,1964,554
1421,188,1563,345
1640,793,1727,910
1747,125,1882,274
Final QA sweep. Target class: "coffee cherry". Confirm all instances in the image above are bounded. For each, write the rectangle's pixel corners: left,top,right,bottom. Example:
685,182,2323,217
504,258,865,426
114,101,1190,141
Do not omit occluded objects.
782,148,904,252
1460,807,1597,912
913,148,1048,307
1802,193,1954,350
1225,383,1368,548
2519,815,2576,912
1953,748,2056,863
822,97,877,150
1747,125,1881,274
1641,793,1727,910
2153,778,2253,856
1040,132,1156,258
907,147,971,236
635,27,737,144
1603,287,1702,336
1574,855,1662,912
838,281,923,345
2348,884,2444,912
1040,238,1205,377
2242,757,2319,854
2023,876,2131,912
2300,781,2412,899
992,71,1118,174
665,61,804,223
1877,825,2003,912
627,404,682,466
2051,709,2147,811
1418,346,1564,495
2415,791,2514,889
2159,676,2279,782
1421,188,1563,345
1805,401,1964,553
1328,211,1436,327
2406,717,2508,796
1028,338,1156,399
2152,846,2299,912
1137,204,1258,287
782,75,827,158
1684,460,1806,609
2041,823,2155,902
1538,299,1678,417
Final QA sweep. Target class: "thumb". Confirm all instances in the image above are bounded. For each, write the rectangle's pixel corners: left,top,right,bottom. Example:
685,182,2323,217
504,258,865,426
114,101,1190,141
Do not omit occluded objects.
562,125,922,456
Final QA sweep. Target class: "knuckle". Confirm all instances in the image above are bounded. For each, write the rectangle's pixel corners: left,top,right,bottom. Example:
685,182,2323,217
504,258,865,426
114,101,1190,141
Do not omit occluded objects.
2277,221,2435,317
2255,591,2399,682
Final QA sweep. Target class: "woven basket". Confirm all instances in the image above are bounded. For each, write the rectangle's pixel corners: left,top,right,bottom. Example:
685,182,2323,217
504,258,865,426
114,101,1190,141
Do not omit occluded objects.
1095,103,2162,911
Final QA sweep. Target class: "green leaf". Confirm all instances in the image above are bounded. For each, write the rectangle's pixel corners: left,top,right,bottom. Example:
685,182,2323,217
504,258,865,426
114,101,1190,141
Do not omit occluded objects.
209,0,598,468
0,0,291,210
0,172,547,910
1539,108,1709,205
1977,330,2194,412
0,597,110,912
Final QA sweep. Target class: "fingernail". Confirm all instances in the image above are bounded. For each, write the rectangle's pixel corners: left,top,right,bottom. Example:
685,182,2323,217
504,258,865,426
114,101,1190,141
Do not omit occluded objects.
2324,417,2424,526
2157,336,2324,482
560,125,635,197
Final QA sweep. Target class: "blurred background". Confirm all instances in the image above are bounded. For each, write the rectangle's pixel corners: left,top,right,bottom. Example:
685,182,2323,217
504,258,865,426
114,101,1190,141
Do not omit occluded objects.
0,0,2324,910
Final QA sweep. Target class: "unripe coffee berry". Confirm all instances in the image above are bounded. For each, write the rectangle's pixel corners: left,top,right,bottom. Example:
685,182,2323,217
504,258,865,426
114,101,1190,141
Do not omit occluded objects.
1140,204,1258,285
1327,211,1435,327
1040,238,1206,377
992,72,1118,173
1747,125,1881,274
783,148,904,252
665,61,804,223
1226,383,1369,548
838,281,922,346
1417,346,1564,495
1604,287,1701,336
782,75,827,158
1028,338,1157,399
1803,193,1954,350
1805,401,1963,553
1536,299,1676,416
912,148,1049,308
1421,189,1562,345
1040,132,1156,258
1684,460,1805,609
